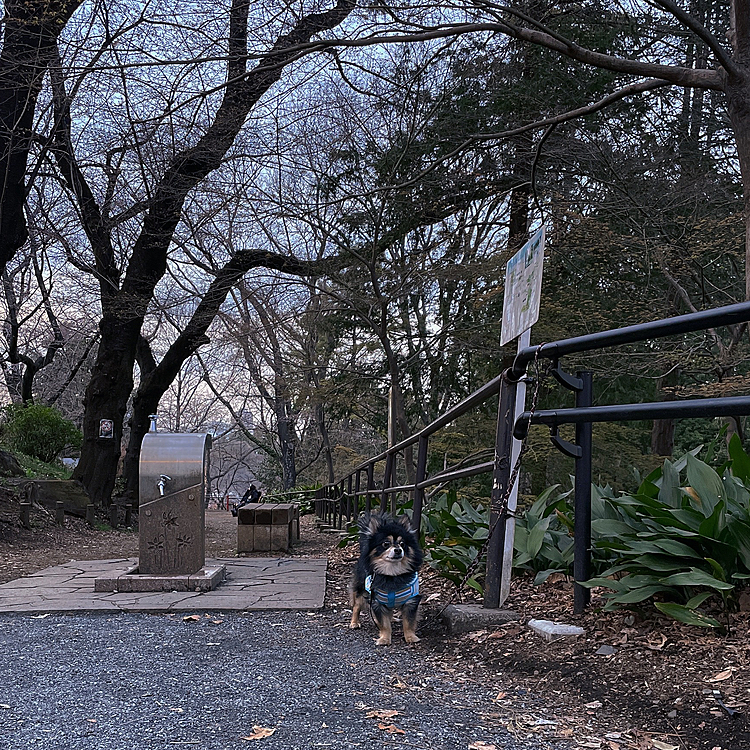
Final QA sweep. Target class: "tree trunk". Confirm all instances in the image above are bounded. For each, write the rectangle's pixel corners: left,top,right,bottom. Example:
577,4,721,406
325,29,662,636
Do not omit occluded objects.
0,0,82,273
71,0,355,506
73,315,141,505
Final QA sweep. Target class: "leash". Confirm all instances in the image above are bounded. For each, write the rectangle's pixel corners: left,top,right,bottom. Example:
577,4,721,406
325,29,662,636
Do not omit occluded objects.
423,347,552,627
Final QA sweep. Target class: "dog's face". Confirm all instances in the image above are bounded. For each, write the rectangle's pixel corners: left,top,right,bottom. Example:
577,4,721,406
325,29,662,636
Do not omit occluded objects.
362,514,422,577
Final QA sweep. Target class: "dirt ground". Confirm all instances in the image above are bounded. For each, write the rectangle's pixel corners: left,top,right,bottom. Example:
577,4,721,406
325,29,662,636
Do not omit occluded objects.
0,487,747,750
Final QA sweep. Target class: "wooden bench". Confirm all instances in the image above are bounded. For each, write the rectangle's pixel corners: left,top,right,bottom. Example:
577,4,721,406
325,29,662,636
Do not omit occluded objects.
237,503,300,553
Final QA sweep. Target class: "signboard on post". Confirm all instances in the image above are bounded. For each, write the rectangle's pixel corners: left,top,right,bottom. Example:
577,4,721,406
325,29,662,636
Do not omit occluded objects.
496,227,546,606
500,227,545,346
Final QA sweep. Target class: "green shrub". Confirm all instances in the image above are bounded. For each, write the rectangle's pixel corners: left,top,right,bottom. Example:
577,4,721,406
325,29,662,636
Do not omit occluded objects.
421,488,489,594
580,437,750,628
1,404,82,464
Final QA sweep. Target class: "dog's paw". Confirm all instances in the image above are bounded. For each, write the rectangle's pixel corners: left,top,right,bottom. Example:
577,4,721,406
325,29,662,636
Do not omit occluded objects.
349,620,361,629
404,633,421,644
375,635,392,646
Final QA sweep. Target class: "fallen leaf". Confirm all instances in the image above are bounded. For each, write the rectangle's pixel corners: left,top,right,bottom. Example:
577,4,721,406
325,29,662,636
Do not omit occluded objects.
211,620,223,625
0,705,10,710
651,741,679,750
494,692,507,701
182,615,201,622
646,634,667,651
584,701,603,710
366,709,399,720
378,723,405,735
709,669,734,682
241,726,276,740
469,742,497,750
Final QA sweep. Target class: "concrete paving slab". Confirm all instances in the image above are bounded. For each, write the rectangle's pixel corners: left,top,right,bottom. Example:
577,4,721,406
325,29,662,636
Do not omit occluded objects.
0,557,326,614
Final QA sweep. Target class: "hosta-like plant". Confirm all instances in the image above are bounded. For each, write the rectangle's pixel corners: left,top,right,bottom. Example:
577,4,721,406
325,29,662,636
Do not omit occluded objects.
581,436,750,628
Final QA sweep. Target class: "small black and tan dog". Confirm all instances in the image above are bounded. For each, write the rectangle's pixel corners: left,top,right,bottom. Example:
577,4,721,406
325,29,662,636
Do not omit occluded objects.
349,512,423,645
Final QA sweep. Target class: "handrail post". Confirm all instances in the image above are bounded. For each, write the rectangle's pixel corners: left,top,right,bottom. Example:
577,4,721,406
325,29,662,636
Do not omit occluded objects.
366,463,374,512
347,474,353,522
413,435,428,533
354,470,361,519
484,371,517,609
381,452,394,513
574,371,593,613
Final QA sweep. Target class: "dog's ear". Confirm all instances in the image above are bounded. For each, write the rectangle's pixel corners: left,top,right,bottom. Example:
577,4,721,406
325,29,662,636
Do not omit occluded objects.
397,514,416,535
357,512,379,536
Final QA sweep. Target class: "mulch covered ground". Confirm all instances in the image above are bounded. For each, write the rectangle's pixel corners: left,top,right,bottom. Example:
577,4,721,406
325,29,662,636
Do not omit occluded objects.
0,485,746,750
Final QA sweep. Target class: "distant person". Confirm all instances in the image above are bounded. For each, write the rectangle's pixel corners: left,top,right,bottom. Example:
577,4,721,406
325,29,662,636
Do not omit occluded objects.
232,484,261,517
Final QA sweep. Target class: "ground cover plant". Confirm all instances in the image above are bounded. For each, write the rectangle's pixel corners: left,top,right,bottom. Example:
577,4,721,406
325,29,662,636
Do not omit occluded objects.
418,436,750,628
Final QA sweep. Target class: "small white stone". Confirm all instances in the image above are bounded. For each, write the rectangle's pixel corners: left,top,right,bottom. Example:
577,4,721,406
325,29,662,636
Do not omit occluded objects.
527,618,585,641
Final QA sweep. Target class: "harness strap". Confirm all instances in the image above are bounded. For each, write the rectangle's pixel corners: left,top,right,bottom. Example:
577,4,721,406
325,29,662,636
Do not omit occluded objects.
365,573,419,607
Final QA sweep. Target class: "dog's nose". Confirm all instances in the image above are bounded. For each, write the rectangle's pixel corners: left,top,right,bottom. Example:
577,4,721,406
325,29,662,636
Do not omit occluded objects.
392,547,403,559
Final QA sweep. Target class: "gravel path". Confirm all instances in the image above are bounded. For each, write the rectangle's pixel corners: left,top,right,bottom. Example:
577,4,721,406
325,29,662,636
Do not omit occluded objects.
0,610,566,750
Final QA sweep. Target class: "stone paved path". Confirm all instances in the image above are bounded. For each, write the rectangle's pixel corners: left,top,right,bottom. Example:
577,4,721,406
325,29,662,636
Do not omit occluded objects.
0,557,326,613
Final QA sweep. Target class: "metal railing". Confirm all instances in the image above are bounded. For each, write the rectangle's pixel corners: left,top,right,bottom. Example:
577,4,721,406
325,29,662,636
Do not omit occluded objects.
312,300,750,611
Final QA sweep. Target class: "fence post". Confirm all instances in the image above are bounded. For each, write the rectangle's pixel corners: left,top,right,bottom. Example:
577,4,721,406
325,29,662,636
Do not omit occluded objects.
347,474,353,522
381,452,394,513
413,435,428,533
366,463,374,513
484,371,517,609
574,371,593,613
354,470,362,518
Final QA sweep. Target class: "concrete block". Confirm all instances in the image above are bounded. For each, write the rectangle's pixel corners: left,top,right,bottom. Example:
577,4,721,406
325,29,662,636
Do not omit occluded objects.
237,524,254,553
237,506,256,524
441,604,520,635
272,505,293,524
253,525,271,551
270,524,290,552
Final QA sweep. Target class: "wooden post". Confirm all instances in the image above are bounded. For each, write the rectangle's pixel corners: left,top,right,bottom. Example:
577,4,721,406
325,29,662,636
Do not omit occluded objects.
412,435,428,533
55,501,65,526
484,371,517,608
109,504,118,529
124,504,133,527
20,502,31,529
86,504,95,527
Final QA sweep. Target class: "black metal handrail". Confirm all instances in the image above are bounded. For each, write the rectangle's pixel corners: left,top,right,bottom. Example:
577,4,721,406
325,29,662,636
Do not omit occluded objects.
514,396,750,439
510,301,750,379
314,300,750,612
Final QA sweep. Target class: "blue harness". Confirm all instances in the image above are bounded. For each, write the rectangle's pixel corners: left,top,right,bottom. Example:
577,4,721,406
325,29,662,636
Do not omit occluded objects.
365,572,419,607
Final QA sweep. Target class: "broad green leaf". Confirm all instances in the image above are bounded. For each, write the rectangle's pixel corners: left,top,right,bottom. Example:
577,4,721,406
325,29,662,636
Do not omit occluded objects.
659,568,734,590
686,454,724,517
654,602,722,628
591,518,636,537
534,568,563,585
685,591,713,609
527,515,552,558
631,554,687,572
728,433,750,483
577,577,628,592
704,557,727,582
611,585,670,604
698,500,725,539
652,539,700,558
658,459,682,508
